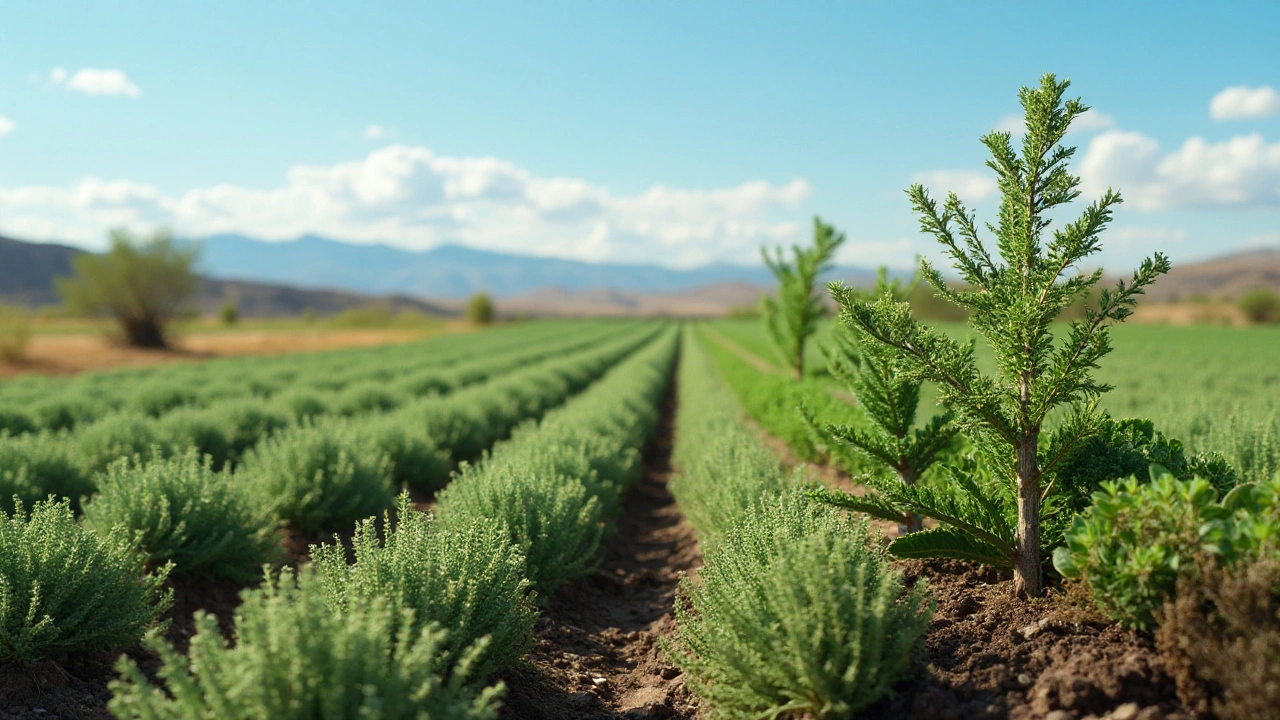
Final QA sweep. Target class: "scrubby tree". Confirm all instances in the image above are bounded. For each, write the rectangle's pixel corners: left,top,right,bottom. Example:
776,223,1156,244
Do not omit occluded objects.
761,217,846,380
219,301,239,326
466,292,495,325
1239,288,1279,324
57,228,200,348
0,302,32,362
807,268,957,534
830,74,1169,597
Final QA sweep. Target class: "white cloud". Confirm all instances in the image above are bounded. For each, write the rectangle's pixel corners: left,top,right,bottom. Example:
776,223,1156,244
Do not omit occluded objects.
1210,85,1280,120
912,170,998,202
993,109,1114,137
47,67,141,98
0,145,812,267
1241,232,1280,250
0,116,14,136
1080,130,1280,210
363,124,389,139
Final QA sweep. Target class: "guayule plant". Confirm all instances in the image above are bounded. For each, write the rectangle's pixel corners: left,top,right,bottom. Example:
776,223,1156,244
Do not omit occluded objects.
82,451,282,582
313,495,536,681
0,498,171,664
669,492,932,719
761,217,845,380
807,268,957,534
0,431,92,513
109,568,503,720
831,73,1169,596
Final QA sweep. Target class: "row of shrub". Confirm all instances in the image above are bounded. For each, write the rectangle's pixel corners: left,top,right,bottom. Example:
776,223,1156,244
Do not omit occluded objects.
0,320,632,437
665,328,933,718
0,324,659,522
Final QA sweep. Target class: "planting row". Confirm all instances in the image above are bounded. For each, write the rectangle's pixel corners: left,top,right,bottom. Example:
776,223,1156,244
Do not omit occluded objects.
0,323,660,518
0,327,680,718
0,319,635,436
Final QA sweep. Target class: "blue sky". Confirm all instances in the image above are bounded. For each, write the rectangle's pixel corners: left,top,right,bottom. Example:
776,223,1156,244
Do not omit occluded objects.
0,1,1276,271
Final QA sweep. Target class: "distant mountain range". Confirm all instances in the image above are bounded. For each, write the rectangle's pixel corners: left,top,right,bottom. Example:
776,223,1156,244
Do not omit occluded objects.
197,234,878,299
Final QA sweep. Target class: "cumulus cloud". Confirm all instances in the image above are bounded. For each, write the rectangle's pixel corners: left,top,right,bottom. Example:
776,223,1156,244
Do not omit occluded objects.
47,67,141,98
0,116,14,135
1080,130,1280,210
363,124,389,139
0,145,811,266
1210,85,1280,120
912,170,998,202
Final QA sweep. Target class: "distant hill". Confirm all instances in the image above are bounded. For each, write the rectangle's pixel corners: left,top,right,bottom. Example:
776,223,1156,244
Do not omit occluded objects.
1145,249,1280,302
0,235,459,318
198,234,879,299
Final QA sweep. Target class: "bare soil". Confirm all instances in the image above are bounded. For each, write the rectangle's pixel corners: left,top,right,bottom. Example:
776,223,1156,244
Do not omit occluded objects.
499,380,704,720
0,327,442,378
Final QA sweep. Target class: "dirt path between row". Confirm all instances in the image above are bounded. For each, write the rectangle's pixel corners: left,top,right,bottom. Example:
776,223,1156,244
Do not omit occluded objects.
500,376,703,720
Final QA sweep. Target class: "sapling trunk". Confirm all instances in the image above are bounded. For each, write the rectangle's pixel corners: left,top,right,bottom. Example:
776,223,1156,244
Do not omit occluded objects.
1014,433,1041,597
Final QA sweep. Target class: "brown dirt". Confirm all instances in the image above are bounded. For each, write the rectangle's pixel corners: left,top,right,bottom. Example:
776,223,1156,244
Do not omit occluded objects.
864,560,1188,720
0,327,446,378
499,379,704,720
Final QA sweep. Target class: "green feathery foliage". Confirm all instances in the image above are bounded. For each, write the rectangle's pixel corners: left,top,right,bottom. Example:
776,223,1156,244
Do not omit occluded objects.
0,431,92,514
236,422,394,534
807,268,957,533
670,326,794,539
829,74,1170,596
668,492,933,719
109,567,504,720
0,498,171,665
761,217,846,380
75,412,166,478
349,415,453,492
312,495,537,681
1054,472,1278,630
81,450,282,582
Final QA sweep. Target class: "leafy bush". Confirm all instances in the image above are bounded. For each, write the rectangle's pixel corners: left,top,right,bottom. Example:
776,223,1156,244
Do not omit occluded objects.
351,414,452,492
75,413,165,477
28,395,101,432
1054,473,1279,630
466,292,495,325
0,302,33,362
131,381,200,418
208,399,290,464
156,407,235,469
109,568,503,720
335,380,401,415
0,498,171,665
82,451,281,581
313,496,536,680
761,217,845,380
272,388,332,421
237,422,394,533
0,405,36,436
669,492,933,719
1156,557,1280,720
0,431,92,513
1240,288,1280,324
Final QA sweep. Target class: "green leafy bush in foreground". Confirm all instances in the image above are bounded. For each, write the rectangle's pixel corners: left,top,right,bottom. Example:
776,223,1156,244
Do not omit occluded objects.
109,568,503,720
313,496,536,681
1054,472,1279,630
669,492,933,719
0,498,171,665
82,451,282,581
237,422,394,533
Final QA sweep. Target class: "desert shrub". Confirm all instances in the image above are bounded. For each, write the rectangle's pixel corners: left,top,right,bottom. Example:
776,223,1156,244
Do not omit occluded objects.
1055,473,1279,630
207,399,290,464
0,432,92,513
219,301,239,326
1240,288,1280,324
436,464,603,595
669,492,933,719
156,407,234,469
81,451,281,581
0,498,171,665
335,380,401,415
109,567,503,720
75,413,165,477
1157,557,1280,720
131,381,201,418
272,388,332,421
0,303,32,362
466,292,495,326
313,496,536,680
237,422,394,533
351,414,452,492
28,395,101,432
0,405,36,436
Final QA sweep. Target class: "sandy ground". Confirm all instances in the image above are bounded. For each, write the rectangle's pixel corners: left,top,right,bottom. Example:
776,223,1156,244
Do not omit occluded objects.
0,327,455,378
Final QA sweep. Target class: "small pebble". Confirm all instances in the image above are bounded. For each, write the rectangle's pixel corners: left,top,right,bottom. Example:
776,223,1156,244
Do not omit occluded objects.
1111,703,1140,720
592,676,607,686
1017,673,1033,686
1045,711,1072,720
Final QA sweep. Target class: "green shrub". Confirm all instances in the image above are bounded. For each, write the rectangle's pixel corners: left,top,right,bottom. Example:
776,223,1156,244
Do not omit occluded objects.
0,432,92,514
82,451,281,581
208,399,290,464
0,405,36,436
336,381,401,415
131,381,201,418
1054,473,1279,630
75,413,165,477
109,568,503,720
1240,288,1280,324
28,395,100,432
237,422,394,533
272,388,332,421
351,414,452,492
466,292,495,326
0,498,171,665
156,407,234,469
313,496,536,680
0,302,32,362
437,464,603,595
669,493,933,718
